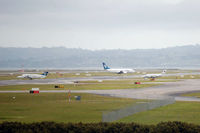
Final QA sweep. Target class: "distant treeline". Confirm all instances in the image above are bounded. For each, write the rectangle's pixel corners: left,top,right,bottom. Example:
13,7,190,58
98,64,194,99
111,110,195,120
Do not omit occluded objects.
1,45,200,68
0,121,200,133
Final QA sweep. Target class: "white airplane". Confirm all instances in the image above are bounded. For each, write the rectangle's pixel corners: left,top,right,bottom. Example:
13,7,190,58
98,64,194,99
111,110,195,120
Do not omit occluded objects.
102,62,135,74
17,72,48,80
142,70,166,79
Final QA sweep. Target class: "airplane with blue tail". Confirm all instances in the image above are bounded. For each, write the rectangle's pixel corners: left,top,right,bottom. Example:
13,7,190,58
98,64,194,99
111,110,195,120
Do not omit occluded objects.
102,62,135,74
17,72,48,80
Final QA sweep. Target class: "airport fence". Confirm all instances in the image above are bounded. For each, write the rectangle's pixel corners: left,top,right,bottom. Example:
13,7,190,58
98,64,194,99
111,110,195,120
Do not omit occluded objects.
102,96,175,122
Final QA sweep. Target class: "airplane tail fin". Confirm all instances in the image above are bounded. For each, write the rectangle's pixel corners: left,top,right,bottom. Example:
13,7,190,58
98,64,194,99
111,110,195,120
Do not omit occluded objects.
41,72,48,76
102,62,110,70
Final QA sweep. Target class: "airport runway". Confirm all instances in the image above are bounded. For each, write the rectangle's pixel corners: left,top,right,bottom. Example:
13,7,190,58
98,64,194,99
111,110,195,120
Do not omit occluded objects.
1,79,200,101
0,76,129,86
1,73,200,102
68,79,200,101
1,72,200,86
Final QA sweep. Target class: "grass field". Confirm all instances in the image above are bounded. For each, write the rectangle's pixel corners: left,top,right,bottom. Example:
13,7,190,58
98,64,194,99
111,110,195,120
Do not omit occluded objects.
182,92,200,98
79,79,178,83
160,74,200,79
118,101,200,124
0,74,179,92
0,74,20,80
1,93,200,124
0,93,141,123
0,81,159,91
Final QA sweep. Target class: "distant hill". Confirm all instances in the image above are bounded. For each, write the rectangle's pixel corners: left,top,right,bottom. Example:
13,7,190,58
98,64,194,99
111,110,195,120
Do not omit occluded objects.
1,45,200,69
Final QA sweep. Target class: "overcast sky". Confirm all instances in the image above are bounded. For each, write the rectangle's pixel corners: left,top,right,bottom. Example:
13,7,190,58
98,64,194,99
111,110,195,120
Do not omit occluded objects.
0,0,199,50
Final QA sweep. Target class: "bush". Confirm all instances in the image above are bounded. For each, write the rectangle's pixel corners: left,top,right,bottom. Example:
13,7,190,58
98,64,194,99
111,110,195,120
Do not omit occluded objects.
0,121,200,133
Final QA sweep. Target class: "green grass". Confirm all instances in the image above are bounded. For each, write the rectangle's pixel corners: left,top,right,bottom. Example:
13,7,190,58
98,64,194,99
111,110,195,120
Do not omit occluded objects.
182,92,200,98
0,84,60,91
118,101,200,124
0,83,158,91
0,74,21,80
141,79,179,82
160,75,200,79
0,93,139,123
79,79,177,84
2,93,200,124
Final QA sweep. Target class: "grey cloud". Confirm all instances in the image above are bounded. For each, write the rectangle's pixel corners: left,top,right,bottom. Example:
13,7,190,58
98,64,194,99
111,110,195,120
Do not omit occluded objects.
1,0,200,30
0,0,200,49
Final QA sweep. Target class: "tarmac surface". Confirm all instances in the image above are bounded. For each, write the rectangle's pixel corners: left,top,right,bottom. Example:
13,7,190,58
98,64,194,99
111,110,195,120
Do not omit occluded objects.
1,72,200,86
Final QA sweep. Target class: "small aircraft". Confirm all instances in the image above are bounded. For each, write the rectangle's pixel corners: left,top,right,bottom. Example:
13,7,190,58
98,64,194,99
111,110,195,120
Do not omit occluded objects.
102,62,135,74
17,72,48,80
142,70,166,79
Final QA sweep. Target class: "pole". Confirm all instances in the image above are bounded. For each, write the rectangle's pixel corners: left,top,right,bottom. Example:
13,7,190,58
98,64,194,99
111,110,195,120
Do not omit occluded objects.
68,89,71,102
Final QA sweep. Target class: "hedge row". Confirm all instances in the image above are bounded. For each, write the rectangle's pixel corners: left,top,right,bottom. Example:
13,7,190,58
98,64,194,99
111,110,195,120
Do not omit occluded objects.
0,121,200,133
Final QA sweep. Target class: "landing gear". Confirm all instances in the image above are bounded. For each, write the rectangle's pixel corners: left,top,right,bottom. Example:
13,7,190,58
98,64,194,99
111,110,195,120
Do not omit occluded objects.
150,77,155,81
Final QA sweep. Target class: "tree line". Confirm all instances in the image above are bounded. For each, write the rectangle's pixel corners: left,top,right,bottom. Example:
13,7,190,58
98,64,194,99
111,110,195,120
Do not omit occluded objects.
1,45,200,68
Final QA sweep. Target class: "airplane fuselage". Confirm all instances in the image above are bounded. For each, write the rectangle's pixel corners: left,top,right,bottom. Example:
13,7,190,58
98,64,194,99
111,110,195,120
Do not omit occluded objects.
106,68,135,74
143,73,162,78
18,74,46,79
142,70,166,78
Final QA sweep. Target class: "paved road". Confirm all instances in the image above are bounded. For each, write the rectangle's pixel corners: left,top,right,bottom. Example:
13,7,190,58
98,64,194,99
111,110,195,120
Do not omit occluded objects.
1,79,200,101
